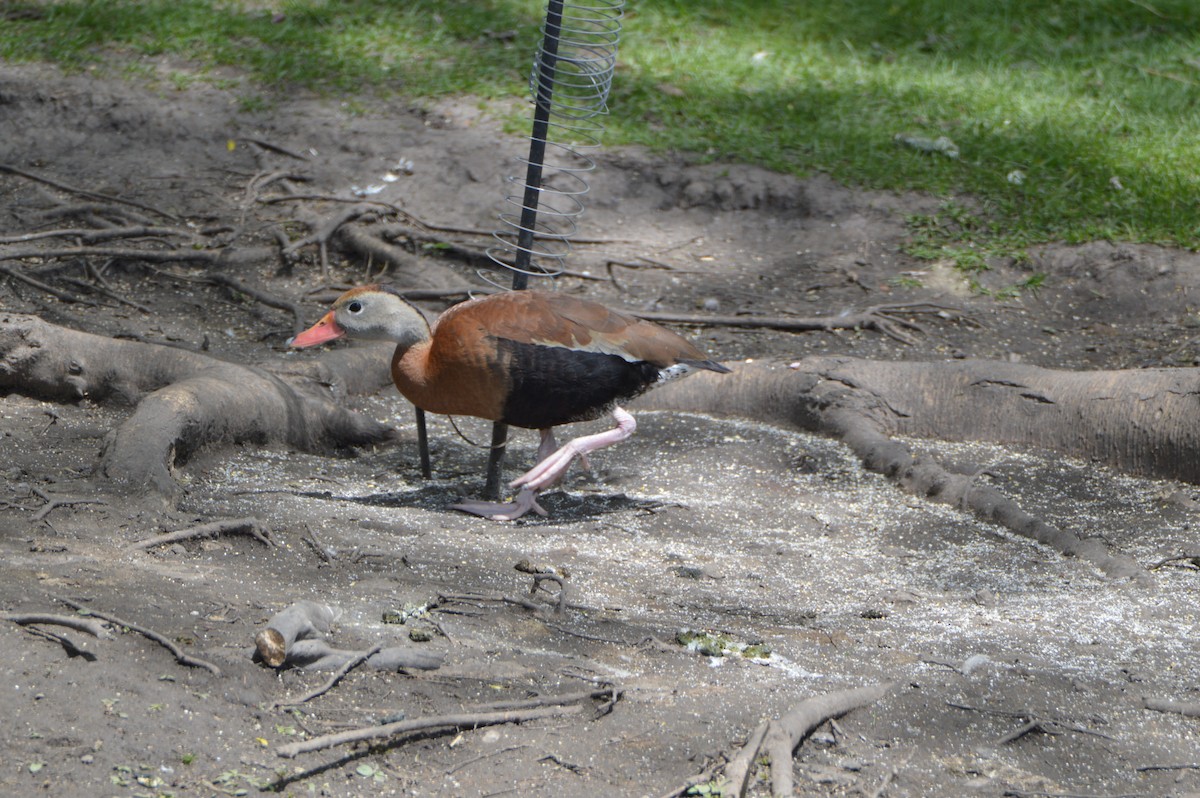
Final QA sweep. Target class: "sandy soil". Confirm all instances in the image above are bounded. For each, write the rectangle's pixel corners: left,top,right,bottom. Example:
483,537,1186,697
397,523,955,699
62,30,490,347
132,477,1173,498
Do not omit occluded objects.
1,63,1199,797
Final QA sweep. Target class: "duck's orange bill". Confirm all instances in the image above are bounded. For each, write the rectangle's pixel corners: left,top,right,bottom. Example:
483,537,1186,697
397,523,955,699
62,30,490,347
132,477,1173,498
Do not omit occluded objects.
289,311,346,348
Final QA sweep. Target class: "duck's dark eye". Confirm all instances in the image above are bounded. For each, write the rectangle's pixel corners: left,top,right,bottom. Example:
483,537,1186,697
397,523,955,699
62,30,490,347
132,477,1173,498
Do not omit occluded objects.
347,301,364,313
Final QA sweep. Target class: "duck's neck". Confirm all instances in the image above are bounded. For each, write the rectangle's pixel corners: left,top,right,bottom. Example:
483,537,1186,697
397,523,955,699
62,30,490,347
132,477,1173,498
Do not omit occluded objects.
376,300,432,351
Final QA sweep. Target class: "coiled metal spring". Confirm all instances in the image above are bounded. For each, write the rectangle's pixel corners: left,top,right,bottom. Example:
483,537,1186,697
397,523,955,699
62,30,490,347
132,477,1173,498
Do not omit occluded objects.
485,0,625,286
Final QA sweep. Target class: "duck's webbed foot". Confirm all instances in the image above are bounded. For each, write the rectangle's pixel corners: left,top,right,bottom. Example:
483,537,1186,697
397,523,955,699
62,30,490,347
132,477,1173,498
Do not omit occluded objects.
451,486,548,521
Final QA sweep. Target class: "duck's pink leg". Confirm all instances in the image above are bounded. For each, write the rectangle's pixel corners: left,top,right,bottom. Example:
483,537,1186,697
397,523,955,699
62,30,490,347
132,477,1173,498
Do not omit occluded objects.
451,430,560,521
511,407,636,492
451,486,548,521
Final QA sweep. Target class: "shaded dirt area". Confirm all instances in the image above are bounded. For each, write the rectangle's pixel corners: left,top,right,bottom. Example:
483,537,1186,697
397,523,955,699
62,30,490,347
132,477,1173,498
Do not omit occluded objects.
2,64,1199,797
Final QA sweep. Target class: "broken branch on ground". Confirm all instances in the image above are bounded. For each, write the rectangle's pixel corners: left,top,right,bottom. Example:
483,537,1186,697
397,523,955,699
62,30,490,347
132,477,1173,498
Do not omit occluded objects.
129,517,273,551
53,595,222,676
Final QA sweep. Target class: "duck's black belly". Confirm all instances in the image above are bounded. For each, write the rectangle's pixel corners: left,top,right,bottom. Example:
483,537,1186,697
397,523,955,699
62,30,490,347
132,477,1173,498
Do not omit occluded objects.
498,339,660,429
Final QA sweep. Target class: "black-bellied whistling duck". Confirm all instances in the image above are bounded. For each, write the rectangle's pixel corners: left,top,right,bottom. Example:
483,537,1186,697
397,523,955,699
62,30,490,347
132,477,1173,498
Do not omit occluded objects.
290,285,731,520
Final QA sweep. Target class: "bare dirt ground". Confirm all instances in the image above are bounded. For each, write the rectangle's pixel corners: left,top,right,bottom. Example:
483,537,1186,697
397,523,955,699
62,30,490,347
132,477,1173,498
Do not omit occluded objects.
2,63,1199,797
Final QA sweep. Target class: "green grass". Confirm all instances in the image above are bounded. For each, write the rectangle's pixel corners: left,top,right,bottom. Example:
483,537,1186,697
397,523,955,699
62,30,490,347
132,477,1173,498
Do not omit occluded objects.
4,0,1200,269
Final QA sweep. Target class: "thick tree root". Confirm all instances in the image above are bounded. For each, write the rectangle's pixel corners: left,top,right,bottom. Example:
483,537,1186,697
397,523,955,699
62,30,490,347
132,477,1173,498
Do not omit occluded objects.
0,313,394,500
720,682,896,798
638,358,1200,580
254,601,443,673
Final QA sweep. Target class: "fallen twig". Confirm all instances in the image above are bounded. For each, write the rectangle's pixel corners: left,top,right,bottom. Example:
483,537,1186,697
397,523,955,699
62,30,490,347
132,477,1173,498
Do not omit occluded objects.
53,595,222,676
0,244,238,266
0,225,193,245
656,758,726,798
28,487,107,521
0,163,180,221
283,204,375,256
468,686,621,713
948,701,1115,743
1147,552,1200,570
129,517,272,551
515,559,572,616
632,303,963,345
1002,790,1152,798
273,644,383,708
58,275,153,313
446,744,531,776
276,704,582,758
241,137,310,161
0,264,97,304
203,273,306,334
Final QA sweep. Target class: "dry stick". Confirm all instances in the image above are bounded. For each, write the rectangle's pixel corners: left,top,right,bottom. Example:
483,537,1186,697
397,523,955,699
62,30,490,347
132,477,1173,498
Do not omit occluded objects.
85,256,152,311
0,225,193,245
53,596,222,677
273,644,383,709
768,682,897,798
0,163,180,221
276,704,582,758
446,744,531,776
633,303,959,345
467,687,621,713
516,561,572,616
29,488,107,521
1142,696,1200,717
997,720,1058,745
1001,791,1152,798
129,517,272,551
282,204,374,256
0,263,95,304
0,611,110,638
58,275,152,313
241,138,310,161
0,245,228,264
204,273,306,334
1148,553,1200,570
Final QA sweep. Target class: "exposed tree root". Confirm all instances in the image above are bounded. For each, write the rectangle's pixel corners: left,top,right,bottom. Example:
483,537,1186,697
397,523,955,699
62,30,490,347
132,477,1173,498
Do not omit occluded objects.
634,302,964,344
0,163,179,221
0,611,111,638
129,517,273,551
275,703,585,759
28,487,107,522
254,601,443,674
54,595,222,676
272,643,382,708
716,682,895,798
1142,696,1200,717
0,313,394,501
639,359,1200,580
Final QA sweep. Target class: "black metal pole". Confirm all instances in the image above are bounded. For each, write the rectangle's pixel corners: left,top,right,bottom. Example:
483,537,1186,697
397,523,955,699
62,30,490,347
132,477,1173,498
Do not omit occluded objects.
483,0,566,500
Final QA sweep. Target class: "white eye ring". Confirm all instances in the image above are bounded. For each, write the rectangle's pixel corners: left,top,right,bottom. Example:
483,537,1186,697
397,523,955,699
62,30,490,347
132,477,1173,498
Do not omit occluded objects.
347,301,364,314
